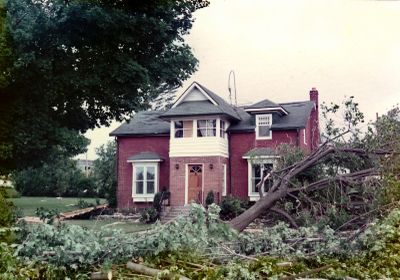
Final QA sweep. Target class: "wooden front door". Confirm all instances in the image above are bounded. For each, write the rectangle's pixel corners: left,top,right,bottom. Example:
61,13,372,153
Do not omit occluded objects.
188,165,202,203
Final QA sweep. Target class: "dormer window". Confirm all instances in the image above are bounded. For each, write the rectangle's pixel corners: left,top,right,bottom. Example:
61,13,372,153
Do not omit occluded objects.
256,114,272,140
197,119,216,137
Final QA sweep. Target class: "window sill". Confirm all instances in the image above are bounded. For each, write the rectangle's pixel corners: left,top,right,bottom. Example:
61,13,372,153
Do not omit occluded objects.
133,196,155,202
249,194,263,201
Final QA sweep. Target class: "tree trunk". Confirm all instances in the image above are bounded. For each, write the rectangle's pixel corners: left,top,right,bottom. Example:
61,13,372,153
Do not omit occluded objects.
228,145,383,232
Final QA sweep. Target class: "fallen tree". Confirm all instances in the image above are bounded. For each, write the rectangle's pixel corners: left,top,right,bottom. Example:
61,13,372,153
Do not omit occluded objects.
228,144,389,232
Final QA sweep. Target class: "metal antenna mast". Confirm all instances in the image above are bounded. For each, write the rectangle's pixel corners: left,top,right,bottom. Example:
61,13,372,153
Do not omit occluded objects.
228,70,237,107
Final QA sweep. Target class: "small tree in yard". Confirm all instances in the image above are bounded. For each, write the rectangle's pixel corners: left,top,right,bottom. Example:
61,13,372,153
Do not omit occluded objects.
92,141,117,207
229,98,400,232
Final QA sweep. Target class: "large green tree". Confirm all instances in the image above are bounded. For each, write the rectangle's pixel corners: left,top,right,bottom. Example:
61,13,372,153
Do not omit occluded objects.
0,0,208,173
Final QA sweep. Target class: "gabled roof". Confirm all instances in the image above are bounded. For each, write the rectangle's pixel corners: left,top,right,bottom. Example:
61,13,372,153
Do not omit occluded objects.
110,82,316,137
228,101,314,132
161,82,241,121
109,111,170,136
246,99,280,109
244,98,289,115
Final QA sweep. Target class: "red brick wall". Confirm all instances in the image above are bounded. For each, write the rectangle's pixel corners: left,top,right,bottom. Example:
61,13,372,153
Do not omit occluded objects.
169,156,228,206
229,130,298,199
116,136,170,209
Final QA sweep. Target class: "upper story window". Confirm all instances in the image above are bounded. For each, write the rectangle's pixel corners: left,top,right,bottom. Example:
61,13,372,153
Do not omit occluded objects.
256,114,272,140
220,120,226,138
197,119,216,137
174,121,193,138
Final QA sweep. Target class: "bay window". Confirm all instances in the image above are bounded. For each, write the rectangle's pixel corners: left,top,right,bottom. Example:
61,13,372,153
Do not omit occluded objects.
133,163,158,200
197,119,216,137
220,120,226,138
249,163,273,195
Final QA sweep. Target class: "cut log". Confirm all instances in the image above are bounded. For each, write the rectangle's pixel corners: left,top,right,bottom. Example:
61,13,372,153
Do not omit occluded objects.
126,261,190,280
91,271,112,280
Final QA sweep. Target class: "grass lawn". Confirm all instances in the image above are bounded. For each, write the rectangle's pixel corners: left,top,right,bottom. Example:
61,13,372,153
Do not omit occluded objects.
10,196,107,216
63,219,152,233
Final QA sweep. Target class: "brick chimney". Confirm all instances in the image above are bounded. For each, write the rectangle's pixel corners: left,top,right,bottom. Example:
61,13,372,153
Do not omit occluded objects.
309,87,320,150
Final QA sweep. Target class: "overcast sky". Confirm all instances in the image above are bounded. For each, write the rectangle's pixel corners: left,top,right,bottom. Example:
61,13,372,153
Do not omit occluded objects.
81,0,400,160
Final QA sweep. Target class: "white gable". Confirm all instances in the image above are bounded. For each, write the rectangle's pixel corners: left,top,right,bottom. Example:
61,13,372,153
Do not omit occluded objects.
172,82,218,108
181,87,208,102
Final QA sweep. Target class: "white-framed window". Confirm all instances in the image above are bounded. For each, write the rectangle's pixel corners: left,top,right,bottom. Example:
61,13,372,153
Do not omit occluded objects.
197,119,216,137
249,163,274,196
303,128,307,145
174,120,193,138
220,120,226,138
256,114,272,139
222,164,227,196
132,163,158,200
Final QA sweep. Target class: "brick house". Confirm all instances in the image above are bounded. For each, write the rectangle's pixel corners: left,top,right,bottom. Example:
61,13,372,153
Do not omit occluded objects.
110,82,320,208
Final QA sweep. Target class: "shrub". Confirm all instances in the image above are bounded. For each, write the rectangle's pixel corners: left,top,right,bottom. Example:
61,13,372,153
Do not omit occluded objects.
76,198,95,209
0,189,17,242
2,187,20,198
219,195,245,220
153,190,170,213
205,190,215,206
140,207,159,224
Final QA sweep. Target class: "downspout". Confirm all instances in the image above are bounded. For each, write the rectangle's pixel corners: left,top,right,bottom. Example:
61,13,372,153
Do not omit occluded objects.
228,132,233,195
115,137,119,207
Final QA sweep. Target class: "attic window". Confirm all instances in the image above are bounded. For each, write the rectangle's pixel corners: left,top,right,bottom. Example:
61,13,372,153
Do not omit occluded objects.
256,114,272,140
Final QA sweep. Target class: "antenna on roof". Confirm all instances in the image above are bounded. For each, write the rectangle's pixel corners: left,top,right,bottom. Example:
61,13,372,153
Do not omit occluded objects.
228,70,237,107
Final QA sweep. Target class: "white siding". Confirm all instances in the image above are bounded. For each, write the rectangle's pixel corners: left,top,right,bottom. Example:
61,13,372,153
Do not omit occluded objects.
181,88,208,102
170,137,229,157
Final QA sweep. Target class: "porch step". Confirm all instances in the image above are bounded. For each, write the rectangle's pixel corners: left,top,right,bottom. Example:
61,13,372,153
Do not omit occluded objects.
160,206,191,223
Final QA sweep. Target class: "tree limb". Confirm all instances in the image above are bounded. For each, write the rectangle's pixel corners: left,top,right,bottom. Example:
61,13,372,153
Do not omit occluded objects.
270,207,299,229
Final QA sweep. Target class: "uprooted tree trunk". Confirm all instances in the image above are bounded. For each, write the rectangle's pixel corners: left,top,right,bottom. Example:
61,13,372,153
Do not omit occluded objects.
228,144,386,232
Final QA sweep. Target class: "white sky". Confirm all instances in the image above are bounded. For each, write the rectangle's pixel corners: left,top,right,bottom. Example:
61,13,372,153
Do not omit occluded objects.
81,0,400,160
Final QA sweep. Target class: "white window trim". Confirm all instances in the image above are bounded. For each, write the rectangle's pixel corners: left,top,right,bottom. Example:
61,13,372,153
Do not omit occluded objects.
255,114,272,140
172,82,218,108
222,164,227,196
247,158,276,201
132,162,159,201
303,128,307,145
171,118,228,139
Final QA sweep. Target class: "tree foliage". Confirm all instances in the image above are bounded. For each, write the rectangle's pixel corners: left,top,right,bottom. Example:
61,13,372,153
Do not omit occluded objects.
0,0,208,173
12,154,96,197
92,140,117,206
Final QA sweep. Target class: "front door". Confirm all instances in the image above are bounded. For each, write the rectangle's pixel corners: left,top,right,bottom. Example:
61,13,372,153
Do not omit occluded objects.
188,165,202,203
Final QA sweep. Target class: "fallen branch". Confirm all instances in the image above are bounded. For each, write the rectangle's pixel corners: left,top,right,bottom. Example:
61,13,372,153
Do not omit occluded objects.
278,264,332,280
270,207,299,228
126,262,190,280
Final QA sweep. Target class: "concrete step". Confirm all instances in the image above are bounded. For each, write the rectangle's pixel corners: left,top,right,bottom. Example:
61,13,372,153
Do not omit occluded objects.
160,206,191,223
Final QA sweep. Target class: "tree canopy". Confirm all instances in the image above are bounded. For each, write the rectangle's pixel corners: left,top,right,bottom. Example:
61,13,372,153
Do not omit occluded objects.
0,0,208,173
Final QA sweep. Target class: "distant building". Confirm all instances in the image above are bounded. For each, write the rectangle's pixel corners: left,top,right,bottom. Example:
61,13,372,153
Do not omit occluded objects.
76,159,94,177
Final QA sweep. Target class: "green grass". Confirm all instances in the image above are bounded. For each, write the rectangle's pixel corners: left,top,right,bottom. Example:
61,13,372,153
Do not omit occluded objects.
63,219,151,233
10,196,107,216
